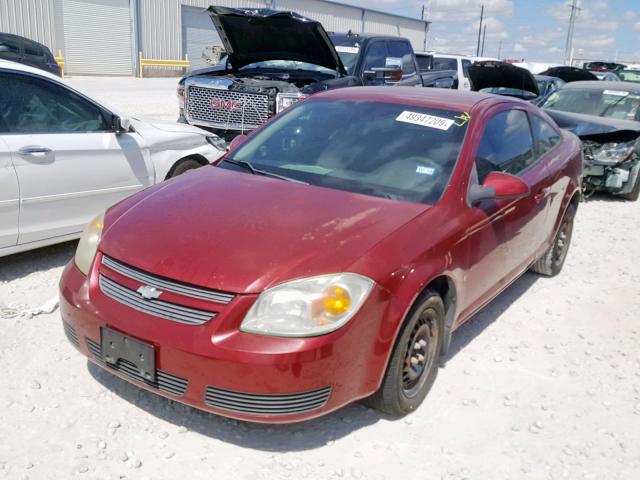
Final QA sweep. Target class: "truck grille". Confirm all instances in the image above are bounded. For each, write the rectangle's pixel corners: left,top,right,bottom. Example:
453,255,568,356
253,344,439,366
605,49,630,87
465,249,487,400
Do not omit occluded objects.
186,86,270,131
204,385,332,416
86,337,188,397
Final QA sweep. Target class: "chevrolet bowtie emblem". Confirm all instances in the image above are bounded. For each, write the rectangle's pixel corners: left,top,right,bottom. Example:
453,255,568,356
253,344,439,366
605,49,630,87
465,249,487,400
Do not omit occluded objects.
137,285,162,300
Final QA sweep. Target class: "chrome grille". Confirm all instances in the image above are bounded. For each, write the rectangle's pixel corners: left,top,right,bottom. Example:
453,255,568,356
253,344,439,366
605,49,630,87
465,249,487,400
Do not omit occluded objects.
62,321,79,347
101,256,234,304
99,275,216,325
186,86,270,131
86,338,188,397
204,385,332,415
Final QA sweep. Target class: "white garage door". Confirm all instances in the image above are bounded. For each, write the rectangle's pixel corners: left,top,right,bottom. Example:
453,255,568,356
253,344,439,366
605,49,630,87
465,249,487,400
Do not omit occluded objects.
62,0,134,75
182,5,221,71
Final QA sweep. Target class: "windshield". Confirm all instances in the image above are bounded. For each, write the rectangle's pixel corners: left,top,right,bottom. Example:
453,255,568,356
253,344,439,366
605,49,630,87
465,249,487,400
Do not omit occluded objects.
618,70,640,83
238,59,335,74
223,100,470,204
334,46,359,75
480,87,538,100
541,88,640,121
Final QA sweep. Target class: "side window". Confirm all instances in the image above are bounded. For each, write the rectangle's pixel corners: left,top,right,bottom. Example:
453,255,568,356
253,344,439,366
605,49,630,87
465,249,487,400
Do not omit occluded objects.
475,110,535,182
462,59,472,78
363,42,386,71
23,41,43,58
387,41,416,75
530,114,561,156
0,73,110,133
0,38,21,55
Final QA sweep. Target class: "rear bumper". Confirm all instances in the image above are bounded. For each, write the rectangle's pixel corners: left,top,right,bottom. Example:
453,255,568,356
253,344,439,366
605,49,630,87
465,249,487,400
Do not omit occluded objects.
59,258,392,423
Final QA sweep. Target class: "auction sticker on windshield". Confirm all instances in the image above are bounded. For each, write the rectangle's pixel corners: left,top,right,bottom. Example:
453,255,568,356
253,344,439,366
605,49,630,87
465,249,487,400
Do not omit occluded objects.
604,90,629,97
335,46,359,54
396,111,455,130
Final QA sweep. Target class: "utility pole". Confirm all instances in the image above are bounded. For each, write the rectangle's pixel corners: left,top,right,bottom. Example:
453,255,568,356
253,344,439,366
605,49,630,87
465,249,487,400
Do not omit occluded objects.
481,24,487,56
421,4,427,51
564,0,580,65
497,40,502,59
476,4,484,56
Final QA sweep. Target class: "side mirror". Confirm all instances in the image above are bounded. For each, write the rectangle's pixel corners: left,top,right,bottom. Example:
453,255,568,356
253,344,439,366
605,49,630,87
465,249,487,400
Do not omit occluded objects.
112,115,131,133
228,134,248,151
372,65,402,82
468,171,530,205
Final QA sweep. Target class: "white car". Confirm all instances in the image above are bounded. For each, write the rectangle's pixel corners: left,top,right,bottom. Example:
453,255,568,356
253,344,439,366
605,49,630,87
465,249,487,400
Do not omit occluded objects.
0,60,225,257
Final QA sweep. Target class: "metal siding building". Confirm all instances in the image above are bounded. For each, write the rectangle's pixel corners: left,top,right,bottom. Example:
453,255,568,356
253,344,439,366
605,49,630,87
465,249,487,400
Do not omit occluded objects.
1,0,428,76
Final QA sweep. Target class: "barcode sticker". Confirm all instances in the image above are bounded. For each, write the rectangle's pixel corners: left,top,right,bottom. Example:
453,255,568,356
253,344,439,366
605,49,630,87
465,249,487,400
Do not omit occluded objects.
396,111,454,130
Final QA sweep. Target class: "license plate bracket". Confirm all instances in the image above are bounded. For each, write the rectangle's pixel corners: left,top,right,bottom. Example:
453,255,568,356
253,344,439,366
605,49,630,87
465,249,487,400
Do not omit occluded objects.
101,327,156,383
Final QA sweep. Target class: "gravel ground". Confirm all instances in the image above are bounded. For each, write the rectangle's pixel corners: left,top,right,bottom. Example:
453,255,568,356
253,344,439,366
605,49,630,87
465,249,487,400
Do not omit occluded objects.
1,77,640,480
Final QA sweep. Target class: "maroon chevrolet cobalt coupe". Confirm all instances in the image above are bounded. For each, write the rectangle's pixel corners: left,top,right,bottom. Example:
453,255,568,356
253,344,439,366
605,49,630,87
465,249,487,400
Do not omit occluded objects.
60,87,583,423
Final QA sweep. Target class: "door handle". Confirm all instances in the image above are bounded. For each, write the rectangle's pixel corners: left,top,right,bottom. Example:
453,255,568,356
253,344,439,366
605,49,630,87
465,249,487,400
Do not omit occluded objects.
18,145,52,155
534,187,550,201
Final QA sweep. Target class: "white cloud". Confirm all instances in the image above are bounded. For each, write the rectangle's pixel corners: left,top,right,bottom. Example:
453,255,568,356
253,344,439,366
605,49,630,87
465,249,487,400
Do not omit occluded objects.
424,0,514,22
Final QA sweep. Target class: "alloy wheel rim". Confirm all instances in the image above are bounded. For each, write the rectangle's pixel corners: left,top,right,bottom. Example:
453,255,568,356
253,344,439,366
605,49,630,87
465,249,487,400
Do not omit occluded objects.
402,309,439,398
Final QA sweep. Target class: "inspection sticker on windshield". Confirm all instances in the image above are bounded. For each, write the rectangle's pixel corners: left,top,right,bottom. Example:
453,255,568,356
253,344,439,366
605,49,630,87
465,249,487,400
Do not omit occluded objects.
335,46,359,54
604,90,629,97
396,111,454,130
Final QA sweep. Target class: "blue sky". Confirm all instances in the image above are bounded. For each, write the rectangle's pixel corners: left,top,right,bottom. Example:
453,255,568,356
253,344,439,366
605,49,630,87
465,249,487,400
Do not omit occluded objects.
356,0,640,63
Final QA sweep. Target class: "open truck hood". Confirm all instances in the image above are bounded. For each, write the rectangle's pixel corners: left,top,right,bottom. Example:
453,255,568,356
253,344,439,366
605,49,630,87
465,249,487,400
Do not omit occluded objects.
538,67,598,83
207,6,347,75
468,61,539,97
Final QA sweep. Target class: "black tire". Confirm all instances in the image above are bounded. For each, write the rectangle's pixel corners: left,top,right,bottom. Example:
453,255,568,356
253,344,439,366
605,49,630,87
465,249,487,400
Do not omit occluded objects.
530,204,576,277
621,173,640,201
365,290,444,416
167,158,204,178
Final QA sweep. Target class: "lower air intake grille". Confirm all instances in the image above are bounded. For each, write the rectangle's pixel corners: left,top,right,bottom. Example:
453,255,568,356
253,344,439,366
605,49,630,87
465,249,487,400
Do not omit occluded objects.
62,321,79,347
86,338,188,397
204,385,332,416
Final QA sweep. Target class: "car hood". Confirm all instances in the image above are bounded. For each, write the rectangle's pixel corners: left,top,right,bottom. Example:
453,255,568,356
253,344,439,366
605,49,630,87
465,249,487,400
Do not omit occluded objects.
130,118,209,137
100,167,427,294
538,67,598,83
468,61,539,96
545,109,640,141
207,6,347,75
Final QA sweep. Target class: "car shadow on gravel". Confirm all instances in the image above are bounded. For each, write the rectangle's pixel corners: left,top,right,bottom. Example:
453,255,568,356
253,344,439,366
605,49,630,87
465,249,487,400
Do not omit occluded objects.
0,241,77,283
87,271,540,451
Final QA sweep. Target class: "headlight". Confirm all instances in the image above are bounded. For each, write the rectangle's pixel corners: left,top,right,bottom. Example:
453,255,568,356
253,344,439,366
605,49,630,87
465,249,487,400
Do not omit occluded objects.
240,273,374,337
205,134,227,151
589,140,637,166
177,84,185,109
276,93,307,114
74,212,105,275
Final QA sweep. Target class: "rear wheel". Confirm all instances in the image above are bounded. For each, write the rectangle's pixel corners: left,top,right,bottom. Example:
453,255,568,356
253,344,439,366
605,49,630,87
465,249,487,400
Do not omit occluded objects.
167,158,204,178
365,290,444,416
530,204,576,277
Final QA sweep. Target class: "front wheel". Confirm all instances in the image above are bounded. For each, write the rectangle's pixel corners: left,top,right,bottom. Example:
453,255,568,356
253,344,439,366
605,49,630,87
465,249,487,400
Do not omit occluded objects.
167,158,204,179
621,172,640,201
530,204,576,277
365,290,444,416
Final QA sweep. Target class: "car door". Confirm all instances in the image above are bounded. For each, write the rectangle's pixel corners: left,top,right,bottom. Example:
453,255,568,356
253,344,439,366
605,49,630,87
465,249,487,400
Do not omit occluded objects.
457,107,551,319
0,137,19,249
0,70,152,244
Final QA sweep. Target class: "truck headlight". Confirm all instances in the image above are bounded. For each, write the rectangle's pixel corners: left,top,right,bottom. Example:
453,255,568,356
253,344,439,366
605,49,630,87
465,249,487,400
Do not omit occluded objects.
276,93,307,114
177,84,185,110
205,134,227,151
240,273,374,337
74,212,105,275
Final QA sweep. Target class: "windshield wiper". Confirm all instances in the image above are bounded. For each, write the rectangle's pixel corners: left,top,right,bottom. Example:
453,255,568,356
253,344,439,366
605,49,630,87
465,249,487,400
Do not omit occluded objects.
222,158,308,184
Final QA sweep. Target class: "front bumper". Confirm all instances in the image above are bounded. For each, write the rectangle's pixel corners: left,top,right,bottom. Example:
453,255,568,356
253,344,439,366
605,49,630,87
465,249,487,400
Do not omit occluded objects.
59,256,392,423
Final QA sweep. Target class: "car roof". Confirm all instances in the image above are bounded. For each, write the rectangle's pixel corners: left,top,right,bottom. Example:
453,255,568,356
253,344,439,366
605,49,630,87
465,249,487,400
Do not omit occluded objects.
0,58,60,81
431,53,471,59
310,86,514,112
561,80,640,92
